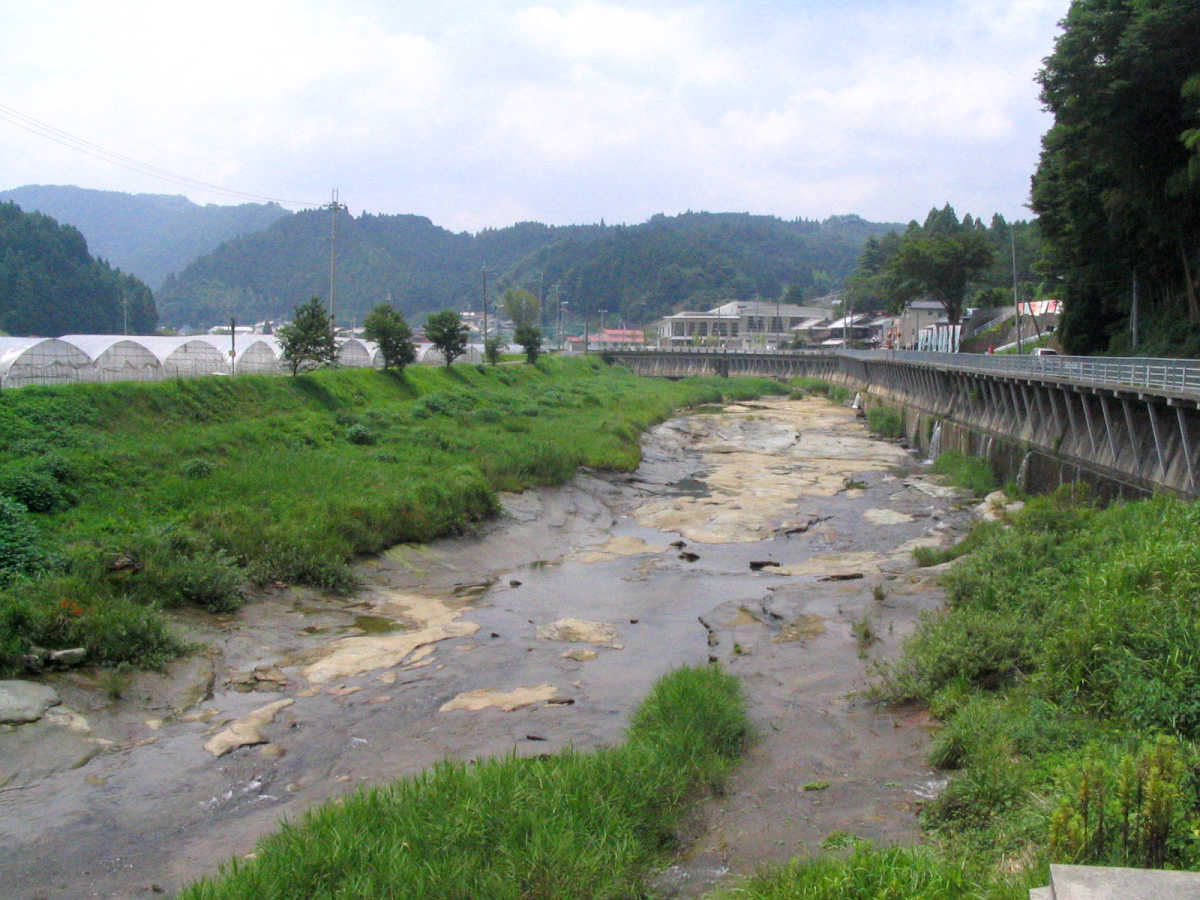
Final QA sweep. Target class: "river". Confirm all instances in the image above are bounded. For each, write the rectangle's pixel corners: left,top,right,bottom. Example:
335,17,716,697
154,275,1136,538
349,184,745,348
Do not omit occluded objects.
0,395,971,898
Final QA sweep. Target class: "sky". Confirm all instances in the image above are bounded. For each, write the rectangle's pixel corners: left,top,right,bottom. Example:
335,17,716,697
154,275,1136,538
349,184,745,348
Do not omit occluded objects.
1,0,1071,232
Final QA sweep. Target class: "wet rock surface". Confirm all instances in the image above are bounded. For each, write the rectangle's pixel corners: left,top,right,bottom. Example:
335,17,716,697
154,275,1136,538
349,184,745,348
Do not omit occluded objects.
0,680,60,724
0,395,971,899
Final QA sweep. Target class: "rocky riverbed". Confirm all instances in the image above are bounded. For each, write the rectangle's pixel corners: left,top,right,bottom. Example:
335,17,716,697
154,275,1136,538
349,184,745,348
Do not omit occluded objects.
0,395,974,898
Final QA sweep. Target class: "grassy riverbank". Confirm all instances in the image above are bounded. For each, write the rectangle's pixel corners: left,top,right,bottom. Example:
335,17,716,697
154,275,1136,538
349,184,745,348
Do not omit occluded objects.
0,359,785,675
717,488,1200,897
181,664,748,899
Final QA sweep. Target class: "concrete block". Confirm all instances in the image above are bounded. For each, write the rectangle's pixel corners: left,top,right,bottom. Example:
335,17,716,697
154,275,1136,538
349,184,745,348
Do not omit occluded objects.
1051,863,1200,900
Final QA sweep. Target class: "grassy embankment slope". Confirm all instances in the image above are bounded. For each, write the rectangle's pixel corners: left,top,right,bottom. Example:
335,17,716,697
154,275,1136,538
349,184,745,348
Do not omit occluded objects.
0,358,784,674
719,483,1200,898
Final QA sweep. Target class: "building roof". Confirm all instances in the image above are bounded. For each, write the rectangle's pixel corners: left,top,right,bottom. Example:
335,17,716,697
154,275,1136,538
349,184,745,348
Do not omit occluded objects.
664,301,832,320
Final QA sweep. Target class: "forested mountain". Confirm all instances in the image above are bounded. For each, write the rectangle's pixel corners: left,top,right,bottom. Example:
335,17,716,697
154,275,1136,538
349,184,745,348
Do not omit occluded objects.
499,213,897,326
156,211,605,329
157,210,898,330
0,185,290,289
0,202,156,335
1031,0,1200,356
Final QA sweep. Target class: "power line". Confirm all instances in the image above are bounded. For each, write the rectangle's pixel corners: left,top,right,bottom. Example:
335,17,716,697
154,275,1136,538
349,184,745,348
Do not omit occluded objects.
0,102,322,208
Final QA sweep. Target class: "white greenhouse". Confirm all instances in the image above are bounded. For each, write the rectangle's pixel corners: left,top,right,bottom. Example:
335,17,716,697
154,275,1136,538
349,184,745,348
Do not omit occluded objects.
233,338,283,375
336,338,379,369
0,337,94,388
59,335,162,382
136,336,231,378
416,343,484,366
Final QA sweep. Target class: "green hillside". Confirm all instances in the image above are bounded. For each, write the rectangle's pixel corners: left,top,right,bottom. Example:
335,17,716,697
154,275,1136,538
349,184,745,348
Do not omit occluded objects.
0,185,290,289
0,201,156,335
156,210,899,331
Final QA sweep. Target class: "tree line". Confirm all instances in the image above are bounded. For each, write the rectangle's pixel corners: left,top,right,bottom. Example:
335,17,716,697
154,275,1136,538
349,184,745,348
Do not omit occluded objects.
0,202,156,336
846,205,1040,324
277,296,543,375
156,210,899,333
1031,0,1200,356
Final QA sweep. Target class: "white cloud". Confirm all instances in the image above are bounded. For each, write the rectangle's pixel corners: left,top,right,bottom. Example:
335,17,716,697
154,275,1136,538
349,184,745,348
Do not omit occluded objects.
0,0,1071,227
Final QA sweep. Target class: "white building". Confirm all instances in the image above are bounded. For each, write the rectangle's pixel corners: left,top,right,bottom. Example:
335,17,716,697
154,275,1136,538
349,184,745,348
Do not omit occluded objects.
659,300,834,349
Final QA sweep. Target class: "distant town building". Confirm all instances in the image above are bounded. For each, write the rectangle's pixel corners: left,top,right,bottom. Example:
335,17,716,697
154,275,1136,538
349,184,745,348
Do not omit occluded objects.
659,300,834,349
566,328,647,352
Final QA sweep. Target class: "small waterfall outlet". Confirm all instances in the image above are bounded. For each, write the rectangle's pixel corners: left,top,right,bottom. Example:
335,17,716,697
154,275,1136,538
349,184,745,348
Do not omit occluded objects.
926,421,943,463
1016,451,1034,493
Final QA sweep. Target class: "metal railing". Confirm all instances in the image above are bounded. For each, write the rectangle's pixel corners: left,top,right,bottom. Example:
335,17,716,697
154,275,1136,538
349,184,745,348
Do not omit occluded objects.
845,350,1200,395
614,346,1200,396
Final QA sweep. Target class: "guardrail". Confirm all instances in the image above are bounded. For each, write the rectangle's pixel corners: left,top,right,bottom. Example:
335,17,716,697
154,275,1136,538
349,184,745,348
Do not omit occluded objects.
612,347,1200,396
845,350,1200,395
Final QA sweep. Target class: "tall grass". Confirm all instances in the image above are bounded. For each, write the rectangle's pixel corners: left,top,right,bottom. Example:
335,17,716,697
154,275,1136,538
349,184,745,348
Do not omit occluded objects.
715,843,1029,899
930,450,997,496
866,405,904,439
872,489,1200,872
180,665,748,900
0,360,784,674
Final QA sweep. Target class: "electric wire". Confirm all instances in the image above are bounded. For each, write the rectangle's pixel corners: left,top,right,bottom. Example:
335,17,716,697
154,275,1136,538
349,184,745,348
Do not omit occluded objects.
0,102,322,208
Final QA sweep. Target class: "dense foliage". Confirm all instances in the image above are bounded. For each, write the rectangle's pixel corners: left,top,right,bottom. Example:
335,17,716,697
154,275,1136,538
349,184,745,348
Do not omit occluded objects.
515,323,543,363
865,490,1200,883
362,304,415,371
276,296,337,375
424,309,469,366
1031,0,1200,356
0,201,157,335
847,204,1038,318
0,185,289,290
156,210,899,331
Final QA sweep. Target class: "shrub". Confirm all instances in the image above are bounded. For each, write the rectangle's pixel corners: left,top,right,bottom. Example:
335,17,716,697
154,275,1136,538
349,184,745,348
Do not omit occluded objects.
1048,736,1200,870
472,408,501,424
181,458,214,479
345,423,376,445
0,495,48,585
866,405,904,439
0,464,71,513
932,450,997,496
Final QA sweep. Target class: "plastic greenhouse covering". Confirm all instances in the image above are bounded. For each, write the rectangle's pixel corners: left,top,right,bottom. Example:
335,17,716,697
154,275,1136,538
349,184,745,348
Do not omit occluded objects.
0,334,427,388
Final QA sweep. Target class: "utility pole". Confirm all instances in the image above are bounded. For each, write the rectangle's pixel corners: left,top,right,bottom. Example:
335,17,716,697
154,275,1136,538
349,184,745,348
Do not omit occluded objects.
538,271,546,334
1131,270,1139,350
1012,230,1022,354
326,189,345,329
481,266,488,347
230,317,237,375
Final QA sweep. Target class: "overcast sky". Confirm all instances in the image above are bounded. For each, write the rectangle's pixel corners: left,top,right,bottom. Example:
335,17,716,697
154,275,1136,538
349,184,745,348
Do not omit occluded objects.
2,0,1070,231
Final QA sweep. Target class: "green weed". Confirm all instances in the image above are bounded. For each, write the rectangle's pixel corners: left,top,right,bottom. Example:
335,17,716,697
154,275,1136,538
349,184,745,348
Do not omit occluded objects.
180,665,748,900
866,405,904,439
931,451,997,496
